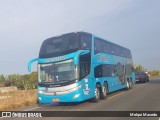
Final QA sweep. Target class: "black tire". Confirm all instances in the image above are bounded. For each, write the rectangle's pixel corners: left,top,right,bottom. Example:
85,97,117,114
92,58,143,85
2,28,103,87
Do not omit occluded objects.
100,82,108,100
144,78,147,83
129,79,132,89
126,79,132,90
92,84,100,103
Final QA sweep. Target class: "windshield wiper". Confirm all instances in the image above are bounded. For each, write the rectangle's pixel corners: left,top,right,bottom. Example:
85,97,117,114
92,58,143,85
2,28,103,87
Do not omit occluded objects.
58,79,77,83
40,81,54,84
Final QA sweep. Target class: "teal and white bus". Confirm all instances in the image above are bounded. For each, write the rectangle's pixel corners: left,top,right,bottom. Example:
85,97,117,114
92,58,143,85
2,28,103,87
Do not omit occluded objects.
28,32,135,103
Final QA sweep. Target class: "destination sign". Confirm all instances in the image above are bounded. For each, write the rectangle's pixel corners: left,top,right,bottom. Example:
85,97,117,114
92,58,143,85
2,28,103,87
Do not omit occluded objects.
96,55,110,62
45,56,66,63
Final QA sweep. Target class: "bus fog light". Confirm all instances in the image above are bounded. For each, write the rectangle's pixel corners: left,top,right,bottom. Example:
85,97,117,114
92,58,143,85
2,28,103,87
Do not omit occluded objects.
73,94,80,99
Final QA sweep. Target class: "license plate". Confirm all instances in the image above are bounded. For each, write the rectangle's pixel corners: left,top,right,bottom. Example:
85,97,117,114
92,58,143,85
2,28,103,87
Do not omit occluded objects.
52,98,60,102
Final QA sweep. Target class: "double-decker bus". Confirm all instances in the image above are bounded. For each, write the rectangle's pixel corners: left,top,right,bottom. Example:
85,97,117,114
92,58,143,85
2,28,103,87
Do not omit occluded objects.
28,32,135,103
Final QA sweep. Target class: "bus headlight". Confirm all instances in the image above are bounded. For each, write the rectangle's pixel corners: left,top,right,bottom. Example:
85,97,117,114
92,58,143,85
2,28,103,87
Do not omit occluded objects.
39,91,43,94
73,94,80,99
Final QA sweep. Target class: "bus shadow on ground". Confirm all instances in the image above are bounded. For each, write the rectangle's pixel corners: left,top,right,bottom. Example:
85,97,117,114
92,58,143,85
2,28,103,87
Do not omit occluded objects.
38,100,90,107
58,101,87,106
135,79,160,84
145,79,160,85
135,81,148,84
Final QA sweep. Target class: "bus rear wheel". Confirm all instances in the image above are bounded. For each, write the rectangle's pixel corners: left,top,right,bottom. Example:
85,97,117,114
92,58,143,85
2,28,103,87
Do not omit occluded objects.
100,82,108,100
126,79,132,90
92,85,100,103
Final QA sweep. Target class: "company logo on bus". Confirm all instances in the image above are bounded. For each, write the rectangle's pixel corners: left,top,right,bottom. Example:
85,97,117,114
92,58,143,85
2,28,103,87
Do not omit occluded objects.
96,55,110,62
45,56,66,63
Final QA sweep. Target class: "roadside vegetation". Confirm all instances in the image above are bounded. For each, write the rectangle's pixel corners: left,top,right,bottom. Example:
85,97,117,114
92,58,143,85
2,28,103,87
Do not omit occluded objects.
0,72,37,89
134,65,160,76
148,70,160,77
134,65,160,77
0,72,38,111
0,89,37,111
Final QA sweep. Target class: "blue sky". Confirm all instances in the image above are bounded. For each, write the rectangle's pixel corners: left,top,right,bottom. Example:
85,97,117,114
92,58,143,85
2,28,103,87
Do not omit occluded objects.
0,0,160,74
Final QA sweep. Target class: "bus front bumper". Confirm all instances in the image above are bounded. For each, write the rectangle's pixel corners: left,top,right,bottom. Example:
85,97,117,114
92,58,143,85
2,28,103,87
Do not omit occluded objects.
38,89,88,103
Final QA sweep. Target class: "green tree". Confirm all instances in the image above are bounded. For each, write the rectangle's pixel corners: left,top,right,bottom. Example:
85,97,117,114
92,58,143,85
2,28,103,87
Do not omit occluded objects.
0,72,38,89
28,72,38,89
135,65,143,72
6,74,19,86
13,75,25,90
0,74,5,87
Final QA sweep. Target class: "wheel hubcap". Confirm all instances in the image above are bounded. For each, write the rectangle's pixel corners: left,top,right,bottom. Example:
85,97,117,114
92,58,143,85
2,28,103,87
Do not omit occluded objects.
96,88,99,99
103,87,106,96
127,81,129,88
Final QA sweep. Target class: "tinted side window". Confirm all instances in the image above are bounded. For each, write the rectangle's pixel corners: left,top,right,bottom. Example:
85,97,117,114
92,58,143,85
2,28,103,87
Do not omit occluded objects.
94,65,102,78
105,42,112,54
126,64,133,75
94,38,102,54
94,64,116,78
124,49,132,58
128,50,132,58
112,44,118,55
94,38,113,54
79,53,91,79
124,49,127,57
101,40,106,53
80,33,92,50
94,37,131,58
117,46,123,57
116,64,124,76
80,63,90,79
121,48,125,57
102,64,116,77
39,33,79,58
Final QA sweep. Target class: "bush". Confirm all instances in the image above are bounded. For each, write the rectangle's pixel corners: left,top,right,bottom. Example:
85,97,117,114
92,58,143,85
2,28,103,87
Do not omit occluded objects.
148,70,160,76
0,72,38,90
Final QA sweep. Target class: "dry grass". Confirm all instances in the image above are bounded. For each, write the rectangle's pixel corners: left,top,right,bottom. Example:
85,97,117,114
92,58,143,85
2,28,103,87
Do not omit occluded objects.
0,89,37,111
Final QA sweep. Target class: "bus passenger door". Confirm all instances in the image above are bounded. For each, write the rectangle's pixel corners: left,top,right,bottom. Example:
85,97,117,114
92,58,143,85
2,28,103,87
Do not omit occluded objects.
80,62,93,99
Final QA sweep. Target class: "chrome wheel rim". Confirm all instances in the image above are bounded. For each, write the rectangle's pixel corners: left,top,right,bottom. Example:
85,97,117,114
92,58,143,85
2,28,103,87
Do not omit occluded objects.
95,88,99,99
103,87,106,96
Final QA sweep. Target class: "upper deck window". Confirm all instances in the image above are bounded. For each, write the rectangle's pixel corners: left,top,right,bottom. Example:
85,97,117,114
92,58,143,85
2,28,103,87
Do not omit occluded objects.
39,32,92,58
80,33,92,50
94,37,132,58
39,33,79,58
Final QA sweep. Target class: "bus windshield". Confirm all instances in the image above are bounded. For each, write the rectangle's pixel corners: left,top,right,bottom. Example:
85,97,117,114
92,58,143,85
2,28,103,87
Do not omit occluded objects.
38,59,78,84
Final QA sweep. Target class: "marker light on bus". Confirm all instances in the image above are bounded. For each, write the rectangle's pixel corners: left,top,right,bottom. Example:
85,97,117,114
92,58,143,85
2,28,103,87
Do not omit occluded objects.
73,94,80,99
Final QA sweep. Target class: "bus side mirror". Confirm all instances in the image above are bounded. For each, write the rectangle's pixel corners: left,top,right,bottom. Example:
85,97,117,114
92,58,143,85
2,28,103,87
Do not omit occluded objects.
28,58,39,72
